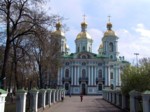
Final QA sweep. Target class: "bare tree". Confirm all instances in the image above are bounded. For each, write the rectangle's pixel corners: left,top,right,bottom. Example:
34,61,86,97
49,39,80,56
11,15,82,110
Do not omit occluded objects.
0,0,56,89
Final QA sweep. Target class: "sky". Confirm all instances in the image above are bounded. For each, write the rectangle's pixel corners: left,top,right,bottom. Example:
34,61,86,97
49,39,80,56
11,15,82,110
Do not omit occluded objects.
1,0,150,64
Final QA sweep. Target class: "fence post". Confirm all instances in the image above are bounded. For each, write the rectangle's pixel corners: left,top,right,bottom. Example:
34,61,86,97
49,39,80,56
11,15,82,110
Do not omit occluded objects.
112,90,115,104
0,89,7,112
16,89,27,112
53,89,56,103
129,90,141,112
116,90,121,106
142,90,150,112
29,88,39,112
59,89,61,101
122,94,126,109
47,89,52,106
39,89,47,109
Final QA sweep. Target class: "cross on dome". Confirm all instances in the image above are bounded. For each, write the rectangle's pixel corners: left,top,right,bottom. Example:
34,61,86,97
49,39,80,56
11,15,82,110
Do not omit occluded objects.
108,15,111,22
83,14,86,22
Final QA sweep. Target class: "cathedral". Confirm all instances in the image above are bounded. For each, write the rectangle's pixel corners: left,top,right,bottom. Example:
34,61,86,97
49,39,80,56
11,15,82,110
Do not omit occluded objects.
52,17,129,95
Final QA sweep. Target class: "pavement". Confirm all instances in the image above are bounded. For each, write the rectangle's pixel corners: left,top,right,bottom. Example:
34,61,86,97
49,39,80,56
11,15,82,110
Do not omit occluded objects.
42,96,124,112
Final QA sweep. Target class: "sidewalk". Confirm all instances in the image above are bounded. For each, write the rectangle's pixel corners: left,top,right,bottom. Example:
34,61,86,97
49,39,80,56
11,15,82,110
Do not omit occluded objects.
43,96,123,112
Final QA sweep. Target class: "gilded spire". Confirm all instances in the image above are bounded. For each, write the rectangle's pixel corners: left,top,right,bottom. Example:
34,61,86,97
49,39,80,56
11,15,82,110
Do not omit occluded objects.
107,15,112,30
56,16,62,31
81,14,87,32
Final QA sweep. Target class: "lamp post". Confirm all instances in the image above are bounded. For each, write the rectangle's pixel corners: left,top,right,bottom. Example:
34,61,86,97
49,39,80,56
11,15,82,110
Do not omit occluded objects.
134,53,139,67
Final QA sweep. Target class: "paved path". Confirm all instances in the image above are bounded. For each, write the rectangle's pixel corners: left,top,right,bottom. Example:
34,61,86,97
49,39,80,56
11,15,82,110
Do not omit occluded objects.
43,96,123,112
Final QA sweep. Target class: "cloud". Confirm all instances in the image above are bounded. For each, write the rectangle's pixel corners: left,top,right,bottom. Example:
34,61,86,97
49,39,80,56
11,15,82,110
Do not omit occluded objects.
45,0,150,63
117,24,150,62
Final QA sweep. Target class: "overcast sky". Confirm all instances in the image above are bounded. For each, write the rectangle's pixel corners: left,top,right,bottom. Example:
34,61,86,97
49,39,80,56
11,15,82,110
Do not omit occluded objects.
2,0,150,64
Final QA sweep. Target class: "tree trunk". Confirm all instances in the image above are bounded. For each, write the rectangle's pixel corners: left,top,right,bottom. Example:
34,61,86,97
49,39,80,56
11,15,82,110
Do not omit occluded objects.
0,2,11,89
39,63,43,88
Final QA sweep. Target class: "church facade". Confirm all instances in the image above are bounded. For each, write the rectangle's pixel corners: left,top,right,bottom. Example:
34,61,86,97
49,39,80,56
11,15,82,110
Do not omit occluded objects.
53,19,129,95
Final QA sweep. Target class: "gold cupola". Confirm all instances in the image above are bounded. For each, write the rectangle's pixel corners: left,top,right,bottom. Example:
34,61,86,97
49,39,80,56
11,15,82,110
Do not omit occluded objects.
104,16,115,37
76,15,92,40
52,21,65,37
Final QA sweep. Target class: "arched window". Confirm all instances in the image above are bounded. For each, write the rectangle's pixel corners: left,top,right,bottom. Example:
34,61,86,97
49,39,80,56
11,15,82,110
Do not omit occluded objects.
98,70,102,78
109,42,113,52
82,69,86,78
65,69,69,78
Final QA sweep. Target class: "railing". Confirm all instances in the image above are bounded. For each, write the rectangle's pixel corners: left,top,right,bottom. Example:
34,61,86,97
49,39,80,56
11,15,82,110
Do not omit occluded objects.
102,89,150,112
1,88,66,112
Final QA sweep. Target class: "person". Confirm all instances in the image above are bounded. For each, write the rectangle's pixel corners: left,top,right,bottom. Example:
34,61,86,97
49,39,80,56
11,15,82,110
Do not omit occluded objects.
61,94,64,102
80,92,83,102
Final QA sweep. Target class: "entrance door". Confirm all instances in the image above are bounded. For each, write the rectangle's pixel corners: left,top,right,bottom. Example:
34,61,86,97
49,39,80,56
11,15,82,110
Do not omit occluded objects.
81,83,86,95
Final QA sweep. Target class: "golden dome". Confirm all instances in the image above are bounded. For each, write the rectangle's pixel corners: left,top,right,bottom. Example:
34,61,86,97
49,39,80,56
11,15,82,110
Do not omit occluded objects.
56,22,62,28
104,30,115,36
52,30,65,37
107,22,112,28
52,21,64,37
104,21,115,36
81,21,88,26
76,32,92,40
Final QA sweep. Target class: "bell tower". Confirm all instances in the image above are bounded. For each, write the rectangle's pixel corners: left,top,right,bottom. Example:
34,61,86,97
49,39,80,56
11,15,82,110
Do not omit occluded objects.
75,15,93,53
101,16,119,60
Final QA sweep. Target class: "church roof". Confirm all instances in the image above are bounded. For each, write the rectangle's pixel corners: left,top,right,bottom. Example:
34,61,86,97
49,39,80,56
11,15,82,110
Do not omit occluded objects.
52,21,65,37
76,19,92,40
103,19,116,37
52,30,65,37
62,51,108,59
76,32,92,40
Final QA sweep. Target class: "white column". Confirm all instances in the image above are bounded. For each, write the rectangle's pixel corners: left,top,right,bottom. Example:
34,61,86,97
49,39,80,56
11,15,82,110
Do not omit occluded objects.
16,89,27,112
118,67,121,86
0,89,7,112
29,88,39,112
75,66,76,85
71,66,73,85
39,89,47,109
73,66,75,85
77,66,79,85
94,66,97,85
105,66,107,86
91,66,93,86
90,66,92,85
142,91,150,112
93,66,94,86
47,89,52,106
129,90,141,112
88,66,90,85
108,66,110,86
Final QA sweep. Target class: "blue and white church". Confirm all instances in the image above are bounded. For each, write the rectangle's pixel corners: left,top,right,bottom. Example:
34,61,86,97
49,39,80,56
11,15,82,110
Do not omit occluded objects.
52,18,129,95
